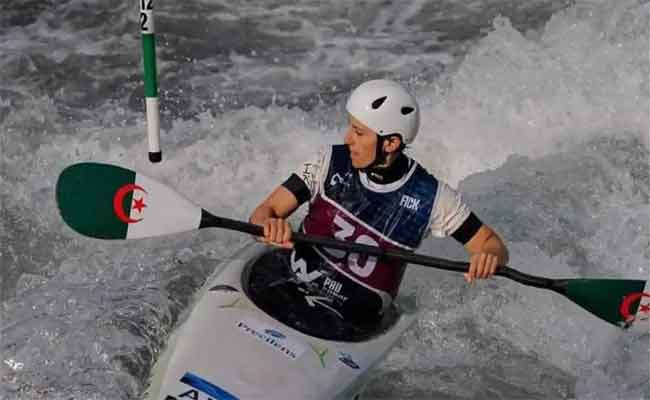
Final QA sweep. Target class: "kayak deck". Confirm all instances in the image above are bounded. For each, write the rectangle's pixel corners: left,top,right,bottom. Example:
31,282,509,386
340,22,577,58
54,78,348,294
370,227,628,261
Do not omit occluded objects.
146,242,418,400
244,248,401,342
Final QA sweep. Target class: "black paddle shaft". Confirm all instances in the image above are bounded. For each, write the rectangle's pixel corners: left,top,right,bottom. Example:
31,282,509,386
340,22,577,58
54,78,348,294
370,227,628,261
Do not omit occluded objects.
199,210,563,292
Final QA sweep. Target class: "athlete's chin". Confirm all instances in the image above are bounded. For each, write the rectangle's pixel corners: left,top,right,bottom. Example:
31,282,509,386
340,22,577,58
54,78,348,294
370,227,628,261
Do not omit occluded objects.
350,158,371,169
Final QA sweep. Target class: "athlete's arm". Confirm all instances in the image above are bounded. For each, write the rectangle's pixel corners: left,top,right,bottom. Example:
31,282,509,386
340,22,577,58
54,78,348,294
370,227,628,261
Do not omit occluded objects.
248,149,325,248
249,185,299,248
249,184,301,222
429,182,509,283
462,224,509,284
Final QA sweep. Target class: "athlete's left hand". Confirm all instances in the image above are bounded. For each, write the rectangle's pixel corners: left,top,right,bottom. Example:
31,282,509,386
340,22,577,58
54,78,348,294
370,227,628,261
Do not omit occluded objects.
464,252,499,284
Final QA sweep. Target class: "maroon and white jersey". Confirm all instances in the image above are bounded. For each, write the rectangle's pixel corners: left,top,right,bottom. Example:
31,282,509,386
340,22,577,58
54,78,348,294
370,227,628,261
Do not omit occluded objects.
289,145,472,315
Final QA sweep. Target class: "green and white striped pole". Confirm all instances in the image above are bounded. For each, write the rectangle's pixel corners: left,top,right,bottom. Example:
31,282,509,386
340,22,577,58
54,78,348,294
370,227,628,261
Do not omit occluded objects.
139,0,161,163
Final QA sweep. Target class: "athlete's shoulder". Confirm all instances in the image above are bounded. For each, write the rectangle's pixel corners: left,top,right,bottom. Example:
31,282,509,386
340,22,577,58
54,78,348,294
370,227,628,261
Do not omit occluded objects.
409,158,440,188
428,180,472,238
407,156,437,177
291,146,329,195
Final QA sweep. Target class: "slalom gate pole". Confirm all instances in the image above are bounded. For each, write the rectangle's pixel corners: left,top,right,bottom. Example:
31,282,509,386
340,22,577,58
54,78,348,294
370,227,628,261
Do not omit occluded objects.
139,0,161,163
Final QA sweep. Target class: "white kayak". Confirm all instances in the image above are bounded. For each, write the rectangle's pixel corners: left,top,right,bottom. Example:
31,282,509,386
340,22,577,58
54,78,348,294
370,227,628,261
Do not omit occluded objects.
146,242,418,400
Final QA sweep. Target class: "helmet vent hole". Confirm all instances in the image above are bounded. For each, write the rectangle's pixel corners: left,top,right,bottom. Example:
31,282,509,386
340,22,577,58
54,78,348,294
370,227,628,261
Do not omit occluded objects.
401,106,414,115
371,96,387,109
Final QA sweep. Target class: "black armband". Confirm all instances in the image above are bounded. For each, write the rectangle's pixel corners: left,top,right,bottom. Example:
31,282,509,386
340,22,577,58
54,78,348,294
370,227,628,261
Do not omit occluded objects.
281,173,311,205
451,212,483,245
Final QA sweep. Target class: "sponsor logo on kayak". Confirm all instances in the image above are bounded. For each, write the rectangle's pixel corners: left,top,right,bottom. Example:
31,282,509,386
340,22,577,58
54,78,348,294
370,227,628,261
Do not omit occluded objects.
323,277,342,295
336,351,360,370
237,318,306,360
290,250,324,283
163,371,239,400
309,342,328,368
619,292,650,327
321,277,349,304
264,329,286,339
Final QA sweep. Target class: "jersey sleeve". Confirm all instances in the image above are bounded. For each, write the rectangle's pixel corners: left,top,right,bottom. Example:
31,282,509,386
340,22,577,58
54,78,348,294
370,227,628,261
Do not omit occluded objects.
281,147,327,204
428,182,473,238
295,148,326,196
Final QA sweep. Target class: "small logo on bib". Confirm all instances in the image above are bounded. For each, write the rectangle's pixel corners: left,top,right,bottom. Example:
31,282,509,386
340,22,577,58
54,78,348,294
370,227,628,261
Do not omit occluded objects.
399,194,420,212
330,172,352,187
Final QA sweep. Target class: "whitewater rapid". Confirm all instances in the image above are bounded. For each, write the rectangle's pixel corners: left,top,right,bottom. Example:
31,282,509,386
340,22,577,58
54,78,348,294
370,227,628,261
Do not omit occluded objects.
1,1,648,399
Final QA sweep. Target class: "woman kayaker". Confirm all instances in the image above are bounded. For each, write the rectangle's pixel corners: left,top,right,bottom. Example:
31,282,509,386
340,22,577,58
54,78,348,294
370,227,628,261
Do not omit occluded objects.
249,79,509,327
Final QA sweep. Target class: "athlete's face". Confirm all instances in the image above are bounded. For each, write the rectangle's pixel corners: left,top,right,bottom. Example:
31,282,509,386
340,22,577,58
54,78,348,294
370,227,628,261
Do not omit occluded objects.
344,115,378,169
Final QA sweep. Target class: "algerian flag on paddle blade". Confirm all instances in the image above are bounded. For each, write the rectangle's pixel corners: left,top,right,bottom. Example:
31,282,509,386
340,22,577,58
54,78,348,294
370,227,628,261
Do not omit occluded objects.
563,278,649,330
56,162,201,239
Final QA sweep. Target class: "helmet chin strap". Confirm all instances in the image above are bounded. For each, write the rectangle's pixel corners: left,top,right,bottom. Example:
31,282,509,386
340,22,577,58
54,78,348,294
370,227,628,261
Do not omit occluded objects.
360,135,388,173
361,136,389,172
357,134,411,185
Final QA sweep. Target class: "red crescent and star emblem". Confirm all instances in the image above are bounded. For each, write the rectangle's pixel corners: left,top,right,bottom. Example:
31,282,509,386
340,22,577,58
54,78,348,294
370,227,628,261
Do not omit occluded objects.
113,183,148,224
619,292,650,325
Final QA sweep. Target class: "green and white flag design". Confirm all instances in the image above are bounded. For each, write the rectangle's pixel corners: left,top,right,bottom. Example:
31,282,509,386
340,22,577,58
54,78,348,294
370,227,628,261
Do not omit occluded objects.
56,163,201,239
623,280,650,332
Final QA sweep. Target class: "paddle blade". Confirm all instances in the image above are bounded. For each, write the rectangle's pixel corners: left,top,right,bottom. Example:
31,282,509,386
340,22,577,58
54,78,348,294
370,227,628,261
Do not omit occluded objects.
56,162,202,239
563,279,649,330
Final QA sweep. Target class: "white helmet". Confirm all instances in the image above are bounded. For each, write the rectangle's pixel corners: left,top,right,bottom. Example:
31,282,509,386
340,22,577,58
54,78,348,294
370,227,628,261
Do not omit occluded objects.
345,79,420,144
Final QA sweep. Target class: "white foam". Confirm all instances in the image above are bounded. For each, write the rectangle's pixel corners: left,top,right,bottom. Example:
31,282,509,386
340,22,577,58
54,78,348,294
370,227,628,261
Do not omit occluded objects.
1,0,648,399
410,1,649,187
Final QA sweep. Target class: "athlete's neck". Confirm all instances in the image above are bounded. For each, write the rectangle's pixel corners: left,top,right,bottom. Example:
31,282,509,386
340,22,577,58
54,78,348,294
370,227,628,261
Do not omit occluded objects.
365,153,410,184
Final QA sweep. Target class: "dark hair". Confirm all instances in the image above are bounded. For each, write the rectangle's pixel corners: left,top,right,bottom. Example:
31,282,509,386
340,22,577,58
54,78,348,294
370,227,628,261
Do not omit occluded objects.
384,133,406,152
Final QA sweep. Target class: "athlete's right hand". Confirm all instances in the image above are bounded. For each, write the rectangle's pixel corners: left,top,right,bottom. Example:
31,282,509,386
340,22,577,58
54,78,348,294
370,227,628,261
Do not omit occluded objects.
260,218,294,249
